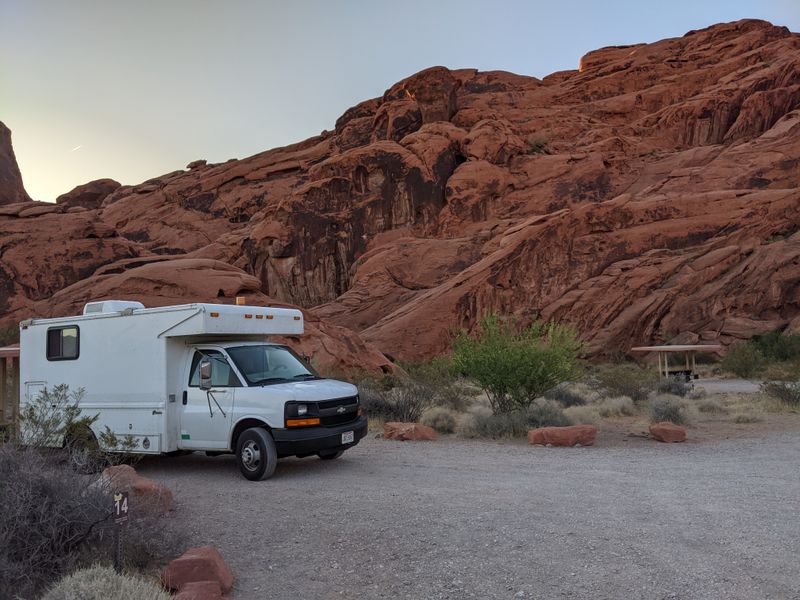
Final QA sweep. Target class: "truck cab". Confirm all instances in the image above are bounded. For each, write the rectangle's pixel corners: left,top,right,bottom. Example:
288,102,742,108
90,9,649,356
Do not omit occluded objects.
19,301,368,480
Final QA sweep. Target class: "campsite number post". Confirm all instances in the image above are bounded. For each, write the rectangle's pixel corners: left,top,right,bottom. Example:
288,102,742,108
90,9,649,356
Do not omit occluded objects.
113,491,129,573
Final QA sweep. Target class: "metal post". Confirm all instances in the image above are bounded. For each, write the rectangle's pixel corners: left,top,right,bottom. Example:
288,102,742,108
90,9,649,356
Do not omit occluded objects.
114,526,124,573
0,357,6,423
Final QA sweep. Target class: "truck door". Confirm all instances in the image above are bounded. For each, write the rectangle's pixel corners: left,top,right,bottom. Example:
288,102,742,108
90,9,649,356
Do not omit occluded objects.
180,349,238,450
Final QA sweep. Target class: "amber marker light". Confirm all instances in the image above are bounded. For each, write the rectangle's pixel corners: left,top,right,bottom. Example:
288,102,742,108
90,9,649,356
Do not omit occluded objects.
244,314,253,319
293,316,301,321
255,315,264,320
210,312,220,318
266,315,274,320
235,296,246,305
286,418,321,427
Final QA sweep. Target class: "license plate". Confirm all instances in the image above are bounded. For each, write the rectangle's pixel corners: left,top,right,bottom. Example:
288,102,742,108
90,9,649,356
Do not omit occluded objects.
342,430,354,444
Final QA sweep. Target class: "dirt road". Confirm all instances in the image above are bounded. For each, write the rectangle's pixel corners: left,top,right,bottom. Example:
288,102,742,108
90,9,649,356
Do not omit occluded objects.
138,431,800,600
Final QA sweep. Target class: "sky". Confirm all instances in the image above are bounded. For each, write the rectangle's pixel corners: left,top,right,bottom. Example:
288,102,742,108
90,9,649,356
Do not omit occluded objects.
1,1,798,202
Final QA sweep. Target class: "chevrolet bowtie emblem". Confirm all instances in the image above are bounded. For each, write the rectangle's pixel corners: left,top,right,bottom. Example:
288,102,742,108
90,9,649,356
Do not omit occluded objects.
336,406,346,414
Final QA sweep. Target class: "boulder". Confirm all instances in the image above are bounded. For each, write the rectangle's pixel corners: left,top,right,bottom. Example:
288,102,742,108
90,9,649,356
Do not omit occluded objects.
527,425,597,447
649,422,687,443
55,178,121,209
383,422,438,441
161,546,234,594
174,580,226,600
100,464,173,513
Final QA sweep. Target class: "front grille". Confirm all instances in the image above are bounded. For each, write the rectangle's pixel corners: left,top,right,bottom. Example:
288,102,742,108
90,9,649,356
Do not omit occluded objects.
318,396,357,410
320,412,359,427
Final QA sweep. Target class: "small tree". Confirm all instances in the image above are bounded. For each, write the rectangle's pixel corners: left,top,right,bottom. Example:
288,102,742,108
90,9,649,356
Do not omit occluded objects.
451,314,581,414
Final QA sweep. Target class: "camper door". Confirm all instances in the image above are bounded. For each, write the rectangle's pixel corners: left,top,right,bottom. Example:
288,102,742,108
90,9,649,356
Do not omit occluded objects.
180,349,237,449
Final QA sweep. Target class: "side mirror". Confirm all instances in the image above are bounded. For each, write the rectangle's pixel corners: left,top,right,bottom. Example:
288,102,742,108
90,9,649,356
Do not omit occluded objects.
199,360,212,390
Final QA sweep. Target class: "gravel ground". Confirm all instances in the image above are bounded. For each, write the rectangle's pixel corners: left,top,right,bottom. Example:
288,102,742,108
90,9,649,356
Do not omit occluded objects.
694,379,762,394
138,433,800,600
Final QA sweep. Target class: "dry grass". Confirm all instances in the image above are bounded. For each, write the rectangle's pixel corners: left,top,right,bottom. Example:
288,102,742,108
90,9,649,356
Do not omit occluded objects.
696,397,728,414
732,409,764,423
596,396,636,418
563,405,601,426
420,407,458,433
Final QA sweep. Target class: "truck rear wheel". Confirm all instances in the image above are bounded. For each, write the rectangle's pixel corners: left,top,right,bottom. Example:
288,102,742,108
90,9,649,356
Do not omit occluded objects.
236,428,277,481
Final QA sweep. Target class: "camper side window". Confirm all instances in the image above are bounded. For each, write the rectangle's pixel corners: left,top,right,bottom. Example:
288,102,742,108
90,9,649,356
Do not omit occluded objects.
46,326,80,361
188,351,241,387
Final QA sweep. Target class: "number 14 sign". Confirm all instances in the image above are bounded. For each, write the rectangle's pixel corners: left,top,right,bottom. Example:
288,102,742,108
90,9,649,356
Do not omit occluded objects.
113,492,129,525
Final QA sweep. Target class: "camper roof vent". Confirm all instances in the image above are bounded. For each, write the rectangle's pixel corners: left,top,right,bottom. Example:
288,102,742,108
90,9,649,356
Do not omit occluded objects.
83,300,145,315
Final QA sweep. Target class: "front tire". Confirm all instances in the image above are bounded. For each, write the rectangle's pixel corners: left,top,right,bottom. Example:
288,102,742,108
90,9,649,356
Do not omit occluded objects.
236,428,278,481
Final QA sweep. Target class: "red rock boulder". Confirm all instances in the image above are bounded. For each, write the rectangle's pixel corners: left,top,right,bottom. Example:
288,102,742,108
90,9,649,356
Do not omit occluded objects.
383,422,438,441
174,580,227,600
100,464,173,513
161,546,234,595
527,425,597,447
649,422,687,443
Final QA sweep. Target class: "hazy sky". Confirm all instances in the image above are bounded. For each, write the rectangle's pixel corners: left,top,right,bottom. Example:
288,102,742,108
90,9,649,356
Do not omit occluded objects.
1,0,798,201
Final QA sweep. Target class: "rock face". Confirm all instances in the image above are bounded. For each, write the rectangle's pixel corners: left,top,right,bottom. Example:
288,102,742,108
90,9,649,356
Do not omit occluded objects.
0,122,30,205
162,546,235,595
1,20,799,366
383,422,438,441
527,425,598,447
100,464,173,513
649,422,687,443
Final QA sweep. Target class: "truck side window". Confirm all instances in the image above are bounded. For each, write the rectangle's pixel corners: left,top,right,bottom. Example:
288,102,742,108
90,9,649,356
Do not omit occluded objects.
46,326,80,361
188,350,241,387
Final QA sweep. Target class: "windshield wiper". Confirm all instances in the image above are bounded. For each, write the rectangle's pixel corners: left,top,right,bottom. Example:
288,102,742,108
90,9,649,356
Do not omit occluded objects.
292,373,318,380
253,377,290,386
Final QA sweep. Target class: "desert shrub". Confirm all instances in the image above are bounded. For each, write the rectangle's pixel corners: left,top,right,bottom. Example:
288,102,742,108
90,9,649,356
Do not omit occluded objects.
420,406,457,433
732,409,764,423
656,376,692,397
752,331,800,362
590,363,658,403
696,398,727,413
761,381,800,408
18,384,96,447
456,399,571,439
596,396,636,418
452,314,581,414
544,383,587,407
563,405,601,426
649,394,688,425
720,343,765,378
526,137,549,154
358,379,432,422
42,565,170,600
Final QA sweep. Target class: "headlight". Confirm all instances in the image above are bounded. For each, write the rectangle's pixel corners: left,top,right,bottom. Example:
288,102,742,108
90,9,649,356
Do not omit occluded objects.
297,404,308,416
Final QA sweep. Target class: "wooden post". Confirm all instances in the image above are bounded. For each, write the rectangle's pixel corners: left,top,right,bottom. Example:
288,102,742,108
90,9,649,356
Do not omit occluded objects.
0,357,6,423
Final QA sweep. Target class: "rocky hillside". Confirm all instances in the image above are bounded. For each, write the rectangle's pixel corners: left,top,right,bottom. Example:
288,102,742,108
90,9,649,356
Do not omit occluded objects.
1,19,798,366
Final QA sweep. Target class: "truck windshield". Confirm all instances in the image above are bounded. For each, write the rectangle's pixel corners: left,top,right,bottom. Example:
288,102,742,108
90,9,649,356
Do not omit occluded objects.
226,345,318,386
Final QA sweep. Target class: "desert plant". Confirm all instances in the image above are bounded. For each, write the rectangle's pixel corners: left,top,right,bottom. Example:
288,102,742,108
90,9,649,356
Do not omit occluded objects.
596,396,636,418
42,565,170,600
590,363,658,403
656,376,692,397
752,331,800,362
420,406,457,433
649,394,688,425
18,384,96,447
452,314,581,414
563,405,601,426
696,398,727,414
544,383,587,407
720,342,765,378
732,409,764,423
761,380,800,408
526,137,549,154
358,379,432,422
455,400,571,438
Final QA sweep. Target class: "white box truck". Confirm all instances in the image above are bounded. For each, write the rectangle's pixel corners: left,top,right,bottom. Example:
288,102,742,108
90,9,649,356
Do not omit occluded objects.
18,300,367,480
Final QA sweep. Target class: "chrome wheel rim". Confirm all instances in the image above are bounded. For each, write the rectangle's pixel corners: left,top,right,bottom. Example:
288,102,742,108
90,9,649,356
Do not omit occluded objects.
241,440,262,471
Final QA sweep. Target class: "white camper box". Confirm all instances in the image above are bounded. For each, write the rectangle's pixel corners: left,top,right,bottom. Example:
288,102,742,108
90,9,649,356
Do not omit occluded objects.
19,301,367,480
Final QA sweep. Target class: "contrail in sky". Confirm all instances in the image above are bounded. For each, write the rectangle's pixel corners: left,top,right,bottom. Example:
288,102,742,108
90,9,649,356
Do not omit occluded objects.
70,145,83,152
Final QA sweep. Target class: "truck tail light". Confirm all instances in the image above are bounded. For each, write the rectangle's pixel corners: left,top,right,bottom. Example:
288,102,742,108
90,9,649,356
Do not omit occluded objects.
286,418,321,427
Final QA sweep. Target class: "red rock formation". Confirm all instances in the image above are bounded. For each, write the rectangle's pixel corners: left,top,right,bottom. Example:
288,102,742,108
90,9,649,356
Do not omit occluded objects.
649,422,687,443
100,464,173,513
0,122,30,205
161,546,234,595
383,422,438,441
1,20,799,368
527,425,598,447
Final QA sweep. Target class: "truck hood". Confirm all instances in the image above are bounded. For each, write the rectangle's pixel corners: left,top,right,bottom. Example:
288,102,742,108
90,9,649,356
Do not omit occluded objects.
257,378,358,402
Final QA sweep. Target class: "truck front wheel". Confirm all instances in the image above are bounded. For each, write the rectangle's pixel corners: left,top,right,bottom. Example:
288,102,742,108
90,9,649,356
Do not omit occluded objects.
236,428,278,481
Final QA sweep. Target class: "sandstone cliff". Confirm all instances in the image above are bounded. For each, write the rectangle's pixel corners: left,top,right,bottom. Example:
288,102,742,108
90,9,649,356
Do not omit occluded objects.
1,19,798,366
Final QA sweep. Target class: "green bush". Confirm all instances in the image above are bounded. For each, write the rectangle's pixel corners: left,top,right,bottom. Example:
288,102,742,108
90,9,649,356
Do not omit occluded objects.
752,331,800,362
591,363,658,403
649,394,688,425
456,400,571,438
720,343,765,378
452,314,581,414
420,407,457,433
761,380,800,407
42,565,170,600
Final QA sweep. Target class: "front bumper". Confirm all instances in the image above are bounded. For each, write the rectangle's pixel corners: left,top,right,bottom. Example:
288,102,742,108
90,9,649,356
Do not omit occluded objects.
272,415,368,457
